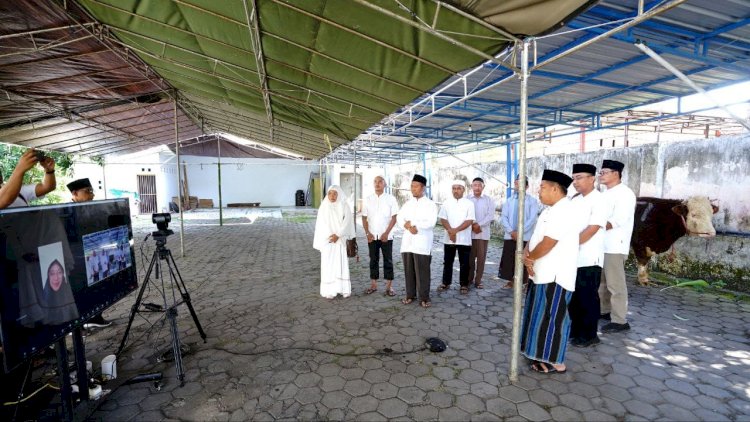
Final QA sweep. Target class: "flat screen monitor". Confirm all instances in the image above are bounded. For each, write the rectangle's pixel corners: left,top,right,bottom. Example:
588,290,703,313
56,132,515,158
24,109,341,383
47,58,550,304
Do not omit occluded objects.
0,199,138,371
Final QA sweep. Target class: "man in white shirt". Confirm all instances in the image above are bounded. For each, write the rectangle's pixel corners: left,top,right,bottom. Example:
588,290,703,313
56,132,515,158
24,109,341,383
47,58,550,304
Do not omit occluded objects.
362,175,399,297
1,150,56,209
598,159,636,333
499,175,540,289
437,180,475,295
468,177,495,289
569,164,607,348
521,169,578,374
397,174,438,308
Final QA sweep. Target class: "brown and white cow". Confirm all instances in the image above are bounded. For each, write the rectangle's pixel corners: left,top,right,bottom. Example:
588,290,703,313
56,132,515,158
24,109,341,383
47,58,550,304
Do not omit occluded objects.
630,196,718,285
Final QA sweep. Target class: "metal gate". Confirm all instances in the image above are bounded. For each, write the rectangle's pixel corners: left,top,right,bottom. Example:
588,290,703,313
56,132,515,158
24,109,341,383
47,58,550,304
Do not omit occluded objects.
137,175,157,214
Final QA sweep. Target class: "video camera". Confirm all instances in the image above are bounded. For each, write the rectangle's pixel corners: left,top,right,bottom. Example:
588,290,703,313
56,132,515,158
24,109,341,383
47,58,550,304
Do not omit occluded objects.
152,213,174,242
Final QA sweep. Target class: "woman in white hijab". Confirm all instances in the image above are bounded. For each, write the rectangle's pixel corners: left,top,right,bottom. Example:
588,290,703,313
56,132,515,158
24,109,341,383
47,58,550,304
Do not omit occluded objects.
313,185,355,299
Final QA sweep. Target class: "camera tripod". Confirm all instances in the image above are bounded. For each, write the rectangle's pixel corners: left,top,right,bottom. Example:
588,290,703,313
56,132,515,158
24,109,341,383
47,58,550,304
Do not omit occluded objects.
117,230,206,386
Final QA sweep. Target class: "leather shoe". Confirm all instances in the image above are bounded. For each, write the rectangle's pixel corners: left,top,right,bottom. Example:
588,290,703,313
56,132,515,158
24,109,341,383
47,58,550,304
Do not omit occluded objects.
601,322,630,333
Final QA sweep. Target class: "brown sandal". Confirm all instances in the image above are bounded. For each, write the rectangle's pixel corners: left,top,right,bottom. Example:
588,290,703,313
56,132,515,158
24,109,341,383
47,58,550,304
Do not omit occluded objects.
460,286,469,295
437,284,450,292
365,287,377,295
385,289,396,297
475,283,484,289
401,297,414,305
420,300,432,308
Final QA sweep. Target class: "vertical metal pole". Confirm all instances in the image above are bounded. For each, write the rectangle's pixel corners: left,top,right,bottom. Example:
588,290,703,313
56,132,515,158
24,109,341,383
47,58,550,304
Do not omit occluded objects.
509,40,530,383
384,163,389,194
175,100,185,257
353,147,357,216
217,136,223,226
422,153,428,197
506,143,512,198
580,126,586,152
101,163,108,199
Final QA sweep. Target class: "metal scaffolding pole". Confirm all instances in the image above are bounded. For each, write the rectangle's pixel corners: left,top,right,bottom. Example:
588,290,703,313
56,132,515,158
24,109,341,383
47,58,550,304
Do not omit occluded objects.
218,136,223,226
509,40,530,383
175,99,185,257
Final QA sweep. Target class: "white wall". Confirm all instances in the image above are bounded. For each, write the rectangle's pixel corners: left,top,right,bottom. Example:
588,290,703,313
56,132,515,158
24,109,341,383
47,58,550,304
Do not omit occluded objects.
163,154,319,208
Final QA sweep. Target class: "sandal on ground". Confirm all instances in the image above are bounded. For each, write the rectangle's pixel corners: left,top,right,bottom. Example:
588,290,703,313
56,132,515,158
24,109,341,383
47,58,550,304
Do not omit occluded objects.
365,287,377,295
530,361,566,374
384,289,396,297
475,283,484,289
401,297,414,305
501,281,513,289
437,284,450,292
420,300,432,308
460,286,469,295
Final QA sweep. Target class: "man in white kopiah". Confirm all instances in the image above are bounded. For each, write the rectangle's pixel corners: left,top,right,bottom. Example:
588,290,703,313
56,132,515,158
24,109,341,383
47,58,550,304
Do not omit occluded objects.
362,175,399,297
467,177,495,289
437,180,475,295
313,185,355,299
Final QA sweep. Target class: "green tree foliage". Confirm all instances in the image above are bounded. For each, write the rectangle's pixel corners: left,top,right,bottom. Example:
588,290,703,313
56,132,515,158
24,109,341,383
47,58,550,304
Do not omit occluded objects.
1,144,76,205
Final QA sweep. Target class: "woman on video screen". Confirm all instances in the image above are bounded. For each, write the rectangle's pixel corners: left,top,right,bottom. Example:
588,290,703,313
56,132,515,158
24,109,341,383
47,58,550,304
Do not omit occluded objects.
41,259,79,325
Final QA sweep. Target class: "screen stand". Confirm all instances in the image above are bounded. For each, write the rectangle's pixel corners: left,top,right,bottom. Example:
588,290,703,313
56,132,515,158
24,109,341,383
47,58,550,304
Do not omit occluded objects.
71,328,89,401
55,339,74,422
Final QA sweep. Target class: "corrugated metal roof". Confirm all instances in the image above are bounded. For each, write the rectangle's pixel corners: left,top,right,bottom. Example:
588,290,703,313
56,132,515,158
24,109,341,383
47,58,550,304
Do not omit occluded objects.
340,0,750,163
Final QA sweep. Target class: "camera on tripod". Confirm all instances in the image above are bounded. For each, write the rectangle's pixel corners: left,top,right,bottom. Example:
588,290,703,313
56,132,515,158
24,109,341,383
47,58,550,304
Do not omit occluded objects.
152,213,174,241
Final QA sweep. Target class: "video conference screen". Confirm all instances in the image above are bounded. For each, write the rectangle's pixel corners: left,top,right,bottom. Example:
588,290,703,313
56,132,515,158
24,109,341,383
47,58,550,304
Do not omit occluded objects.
0,199,138,371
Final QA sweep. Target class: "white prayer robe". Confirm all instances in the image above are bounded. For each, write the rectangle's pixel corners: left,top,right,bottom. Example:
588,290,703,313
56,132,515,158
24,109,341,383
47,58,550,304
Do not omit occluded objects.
313,186,355,298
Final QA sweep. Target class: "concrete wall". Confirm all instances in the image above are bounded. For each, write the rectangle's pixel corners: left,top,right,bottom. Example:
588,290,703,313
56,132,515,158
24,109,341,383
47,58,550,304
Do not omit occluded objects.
382,133,750,290
72,152,319,213
167,155,319,208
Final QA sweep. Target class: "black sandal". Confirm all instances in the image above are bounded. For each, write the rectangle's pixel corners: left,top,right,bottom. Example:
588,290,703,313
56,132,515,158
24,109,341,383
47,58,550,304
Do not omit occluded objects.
384,289,396,297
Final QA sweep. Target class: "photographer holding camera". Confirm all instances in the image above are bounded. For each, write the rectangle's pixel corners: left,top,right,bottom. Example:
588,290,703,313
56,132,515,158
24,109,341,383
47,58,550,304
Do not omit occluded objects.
0,149,56,209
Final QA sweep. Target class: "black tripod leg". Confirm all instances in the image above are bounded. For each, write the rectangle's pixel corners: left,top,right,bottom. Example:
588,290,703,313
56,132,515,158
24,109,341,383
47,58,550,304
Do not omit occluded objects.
117,249,159,356
166,250,207,342
166,307,185,387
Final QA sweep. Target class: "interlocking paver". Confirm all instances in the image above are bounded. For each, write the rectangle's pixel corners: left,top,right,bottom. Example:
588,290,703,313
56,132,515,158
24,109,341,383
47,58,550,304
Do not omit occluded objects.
549,406,583,421
517,401,552,421
377,397,408,418
320,390,351,409
456,393,486,414
498,385,530,403
371,382,398,400
79,211,750,422
343,379,371,397
439,407,471,421
349,395,379,413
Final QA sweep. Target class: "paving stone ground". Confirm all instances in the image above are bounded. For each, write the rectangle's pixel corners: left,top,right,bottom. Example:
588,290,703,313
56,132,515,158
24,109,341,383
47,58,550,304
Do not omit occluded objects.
81,208,750,421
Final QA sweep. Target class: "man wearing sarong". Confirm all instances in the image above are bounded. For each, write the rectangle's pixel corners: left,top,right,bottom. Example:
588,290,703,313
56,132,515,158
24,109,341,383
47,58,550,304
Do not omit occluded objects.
521,170,578,374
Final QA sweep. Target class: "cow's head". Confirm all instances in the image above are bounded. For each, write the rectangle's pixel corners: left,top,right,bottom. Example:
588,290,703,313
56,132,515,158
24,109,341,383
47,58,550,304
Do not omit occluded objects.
671,196,718,237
